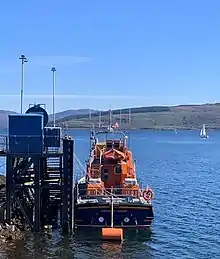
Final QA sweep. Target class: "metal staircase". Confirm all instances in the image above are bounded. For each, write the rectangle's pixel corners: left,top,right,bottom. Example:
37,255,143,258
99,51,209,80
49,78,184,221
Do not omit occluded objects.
41,155,62,227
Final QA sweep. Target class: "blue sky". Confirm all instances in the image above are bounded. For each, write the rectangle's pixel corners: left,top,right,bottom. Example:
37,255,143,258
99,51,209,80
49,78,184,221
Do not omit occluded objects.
0,0,220,113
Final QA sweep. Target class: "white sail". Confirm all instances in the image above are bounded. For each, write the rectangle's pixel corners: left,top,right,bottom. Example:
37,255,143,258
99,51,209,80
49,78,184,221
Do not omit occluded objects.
200,128,203,136
200,124,208,138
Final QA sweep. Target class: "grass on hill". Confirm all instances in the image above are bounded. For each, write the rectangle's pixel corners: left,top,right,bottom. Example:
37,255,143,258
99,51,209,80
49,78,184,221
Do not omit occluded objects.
54,104,220,129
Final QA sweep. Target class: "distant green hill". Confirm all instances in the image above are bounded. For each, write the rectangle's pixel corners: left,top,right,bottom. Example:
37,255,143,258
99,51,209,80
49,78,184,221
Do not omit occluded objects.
56,106,170,122
48,109,98,121
56,103,220,130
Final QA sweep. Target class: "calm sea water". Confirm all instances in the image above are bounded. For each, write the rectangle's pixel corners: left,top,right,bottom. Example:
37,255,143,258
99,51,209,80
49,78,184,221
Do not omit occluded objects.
0,129,220,258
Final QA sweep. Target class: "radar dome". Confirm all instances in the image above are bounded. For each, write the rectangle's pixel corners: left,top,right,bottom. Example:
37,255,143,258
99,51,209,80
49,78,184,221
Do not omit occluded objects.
26,105,49,127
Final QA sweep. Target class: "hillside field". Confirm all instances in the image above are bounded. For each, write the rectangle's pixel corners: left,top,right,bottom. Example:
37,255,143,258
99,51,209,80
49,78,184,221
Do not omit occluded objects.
55,104,220,129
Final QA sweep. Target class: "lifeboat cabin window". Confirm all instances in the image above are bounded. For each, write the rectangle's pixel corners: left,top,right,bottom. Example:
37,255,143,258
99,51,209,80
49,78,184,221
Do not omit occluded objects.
113,140,120,149
114,165,121,174
124,178,137,186
101,168,109,181
106,140,113,149
88,178,102,184
106,140,121,150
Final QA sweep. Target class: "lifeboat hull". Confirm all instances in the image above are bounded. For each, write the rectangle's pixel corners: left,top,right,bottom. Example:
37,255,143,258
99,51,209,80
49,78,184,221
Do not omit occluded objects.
74,203,154,229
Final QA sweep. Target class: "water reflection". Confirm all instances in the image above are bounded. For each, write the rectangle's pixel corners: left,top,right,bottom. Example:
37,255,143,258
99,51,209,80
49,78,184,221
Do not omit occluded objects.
75,228,153,258
0,228,153,259
101,242,123,259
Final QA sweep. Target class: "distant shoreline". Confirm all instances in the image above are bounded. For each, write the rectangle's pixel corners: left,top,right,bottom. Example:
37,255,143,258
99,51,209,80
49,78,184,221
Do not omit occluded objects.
1,126,218,132
59,126,215,131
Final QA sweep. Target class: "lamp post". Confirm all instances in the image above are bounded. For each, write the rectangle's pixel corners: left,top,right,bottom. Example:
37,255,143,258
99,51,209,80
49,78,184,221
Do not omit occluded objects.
19,54,28,113
51,67,56,127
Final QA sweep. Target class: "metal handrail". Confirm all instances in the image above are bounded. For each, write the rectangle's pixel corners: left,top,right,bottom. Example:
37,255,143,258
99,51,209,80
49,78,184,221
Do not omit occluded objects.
0,134,66,153
77,187,145,199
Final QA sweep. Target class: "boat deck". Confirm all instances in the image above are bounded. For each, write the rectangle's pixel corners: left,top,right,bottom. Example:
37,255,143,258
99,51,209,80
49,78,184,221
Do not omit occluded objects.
77,195,152,206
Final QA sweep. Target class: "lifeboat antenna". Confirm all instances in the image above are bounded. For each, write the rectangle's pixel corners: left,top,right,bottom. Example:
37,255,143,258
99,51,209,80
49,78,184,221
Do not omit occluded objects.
109,105,112,125
89,108,92,120
99,110,101,128
128,108,131,123
108,105,113,131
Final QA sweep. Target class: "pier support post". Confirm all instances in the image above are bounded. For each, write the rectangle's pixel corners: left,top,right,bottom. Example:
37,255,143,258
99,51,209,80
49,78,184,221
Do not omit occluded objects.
34,156,41,232
6,155,13,223
62,138,74,233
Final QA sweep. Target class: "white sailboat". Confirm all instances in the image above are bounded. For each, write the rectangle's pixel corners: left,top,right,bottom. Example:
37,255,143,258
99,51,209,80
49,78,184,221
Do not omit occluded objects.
200,124,209,139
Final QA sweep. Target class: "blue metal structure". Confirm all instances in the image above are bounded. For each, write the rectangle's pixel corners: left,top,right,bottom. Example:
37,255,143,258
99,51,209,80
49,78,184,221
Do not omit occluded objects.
8,114,44,154
44,127,62,147
4,104,74,233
